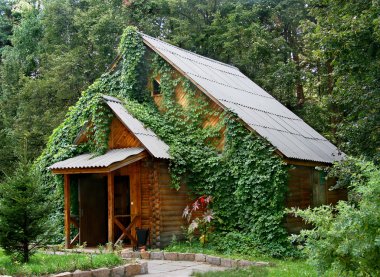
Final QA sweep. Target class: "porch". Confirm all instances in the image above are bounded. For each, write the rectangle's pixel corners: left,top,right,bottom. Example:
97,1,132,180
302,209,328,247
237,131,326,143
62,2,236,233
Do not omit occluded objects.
49,148,149,248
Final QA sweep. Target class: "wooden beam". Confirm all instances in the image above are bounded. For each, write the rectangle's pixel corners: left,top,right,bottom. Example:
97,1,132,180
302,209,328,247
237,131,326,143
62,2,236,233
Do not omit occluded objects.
107,172,115,244
64,174,71,249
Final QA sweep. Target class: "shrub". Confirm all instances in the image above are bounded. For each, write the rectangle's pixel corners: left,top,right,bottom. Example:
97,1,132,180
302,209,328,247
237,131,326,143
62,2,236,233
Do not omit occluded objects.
290,159,380,275
0,161,52,262
183,195,215,246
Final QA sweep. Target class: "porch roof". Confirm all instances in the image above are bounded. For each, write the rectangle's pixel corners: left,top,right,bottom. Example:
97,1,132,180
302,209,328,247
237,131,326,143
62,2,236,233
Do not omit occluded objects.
48,147,147,174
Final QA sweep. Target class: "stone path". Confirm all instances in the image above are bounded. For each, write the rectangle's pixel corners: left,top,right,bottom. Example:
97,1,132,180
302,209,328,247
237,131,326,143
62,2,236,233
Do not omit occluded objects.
135,260,228,277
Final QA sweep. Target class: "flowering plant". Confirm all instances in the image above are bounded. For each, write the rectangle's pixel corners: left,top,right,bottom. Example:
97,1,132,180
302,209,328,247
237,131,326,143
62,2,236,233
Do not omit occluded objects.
183,195,215,245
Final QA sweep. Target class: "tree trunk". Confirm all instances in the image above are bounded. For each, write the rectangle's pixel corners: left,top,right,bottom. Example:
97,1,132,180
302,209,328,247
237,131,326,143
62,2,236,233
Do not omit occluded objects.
23,241,29,263
326,59,339,142
293,52,305,107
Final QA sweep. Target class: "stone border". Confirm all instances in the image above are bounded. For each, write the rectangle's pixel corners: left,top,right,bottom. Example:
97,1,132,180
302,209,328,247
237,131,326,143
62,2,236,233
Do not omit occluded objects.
121,250,273,269
51,261,148,277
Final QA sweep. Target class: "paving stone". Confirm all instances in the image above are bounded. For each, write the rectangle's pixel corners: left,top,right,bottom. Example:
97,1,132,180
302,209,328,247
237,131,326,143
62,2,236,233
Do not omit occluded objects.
72,270,92,277
194,253,206,262
164,252,178,261
125,264,141,276
91,268,110,277
150,251,164,260
238,260,254,267
139,261,148,274
111,266,125,277
177,253,195,261
134,260,228,276
140,251,150,259
53,272,72,277
206,255,221,266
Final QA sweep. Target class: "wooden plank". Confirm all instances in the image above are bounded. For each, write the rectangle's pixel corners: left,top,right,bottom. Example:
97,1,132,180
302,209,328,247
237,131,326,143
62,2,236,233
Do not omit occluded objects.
70,233,79,247
108,172,115,244
64,174,71,249
108,117,143,149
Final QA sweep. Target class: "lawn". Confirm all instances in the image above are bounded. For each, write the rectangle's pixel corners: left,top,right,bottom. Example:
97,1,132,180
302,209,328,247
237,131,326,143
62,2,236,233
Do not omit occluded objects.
0,249,124,276
165,242,337,277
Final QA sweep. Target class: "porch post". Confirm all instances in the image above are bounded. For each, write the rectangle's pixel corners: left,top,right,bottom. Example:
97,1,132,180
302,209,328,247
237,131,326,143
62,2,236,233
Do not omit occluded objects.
64,174,71,248
107,172,115,244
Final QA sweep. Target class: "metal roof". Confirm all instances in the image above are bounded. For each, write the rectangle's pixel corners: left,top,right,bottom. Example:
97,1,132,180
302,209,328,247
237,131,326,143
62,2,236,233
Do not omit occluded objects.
103,95,170,159
141,33,345,163
48,148,145,170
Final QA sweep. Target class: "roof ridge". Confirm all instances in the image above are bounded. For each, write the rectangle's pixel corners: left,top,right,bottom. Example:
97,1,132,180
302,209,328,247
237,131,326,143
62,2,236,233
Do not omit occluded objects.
139,32,240,70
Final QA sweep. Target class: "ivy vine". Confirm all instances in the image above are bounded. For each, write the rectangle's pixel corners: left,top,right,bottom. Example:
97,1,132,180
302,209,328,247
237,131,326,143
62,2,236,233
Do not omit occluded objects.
37,26,291,256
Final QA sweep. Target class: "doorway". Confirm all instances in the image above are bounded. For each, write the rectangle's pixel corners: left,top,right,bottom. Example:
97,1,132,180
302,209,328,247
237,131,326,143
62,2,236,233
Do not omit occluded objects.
78,174,107,246
78,174,131,246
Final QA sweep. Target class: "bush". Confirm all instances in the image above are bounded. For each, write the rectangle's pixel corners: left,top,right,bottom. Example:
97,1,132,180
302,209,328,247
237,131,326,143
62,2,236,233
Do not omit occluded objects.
0,161,52,262
290,159,380,275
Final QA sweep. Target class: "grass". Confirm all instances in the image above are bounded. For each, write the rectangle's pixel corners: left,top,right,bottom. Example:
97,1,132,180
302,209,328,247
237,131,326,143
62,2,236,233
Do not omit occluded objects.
0,249,124,276
165,242,333,277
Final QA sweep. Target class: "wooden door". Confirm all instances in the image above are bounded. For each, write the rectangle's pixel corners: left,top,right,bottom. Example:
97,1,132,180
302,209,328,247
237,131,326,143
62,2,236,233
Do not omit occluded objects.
79,174,107,246
114,176,131,242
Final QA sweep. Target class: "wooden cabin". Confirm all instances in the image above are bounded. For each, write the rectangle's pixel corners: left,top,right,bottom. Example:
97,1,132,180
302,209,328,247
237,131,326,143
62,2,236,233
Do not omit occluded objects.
49,33,347,249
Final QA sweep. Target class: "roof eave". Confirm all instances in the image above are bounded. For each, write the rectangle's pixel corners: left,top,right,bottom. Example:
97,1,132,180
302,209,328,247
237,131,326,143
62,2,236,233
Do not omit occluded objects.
50,151,149,174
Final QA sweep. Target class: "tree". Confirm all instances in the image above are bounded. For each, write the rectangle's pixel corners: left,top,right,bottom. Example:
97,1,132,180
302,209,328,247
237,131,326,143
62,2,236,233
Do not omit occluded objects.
0,160,52,262
303,0,380,161
0,0,130,176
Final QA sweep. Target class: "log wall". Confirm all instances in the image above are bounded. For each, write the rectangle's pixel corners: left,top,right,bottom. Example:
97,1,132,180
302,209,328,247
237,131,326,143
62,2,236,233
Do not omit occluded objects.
156,160,192,247
137,158,191,248
285,165,347,233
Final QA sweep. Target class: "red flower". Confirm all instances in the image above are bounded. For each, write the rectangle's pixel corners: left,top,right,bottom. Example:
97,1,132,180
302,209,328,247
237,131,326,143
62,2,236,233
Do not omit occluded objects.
200,196,205,204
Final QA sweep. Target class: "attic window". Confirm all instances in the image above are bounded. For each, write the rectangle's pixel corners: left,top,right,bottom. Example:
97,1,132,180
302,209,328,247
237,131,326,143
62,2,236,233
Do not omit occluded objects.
152,79,161,95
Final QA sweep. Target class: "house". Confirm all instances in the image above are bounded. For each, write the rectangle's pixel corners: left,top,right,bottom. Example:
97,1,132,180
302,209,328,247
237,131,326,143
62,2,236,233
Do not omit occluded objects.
48,32,346,249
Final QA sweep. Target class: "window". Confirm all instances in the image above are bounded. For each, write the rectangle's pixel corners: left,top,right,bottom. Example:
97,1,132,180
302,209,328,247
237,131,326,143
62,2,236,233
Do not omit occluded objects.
152,79,161,95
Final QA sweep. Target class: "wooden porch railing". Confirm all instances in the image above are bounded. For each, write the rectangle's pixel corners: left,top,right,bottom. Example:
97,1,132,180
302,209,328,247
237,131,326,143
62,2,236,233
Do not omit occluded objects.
114,214,139,246
70,216,80,247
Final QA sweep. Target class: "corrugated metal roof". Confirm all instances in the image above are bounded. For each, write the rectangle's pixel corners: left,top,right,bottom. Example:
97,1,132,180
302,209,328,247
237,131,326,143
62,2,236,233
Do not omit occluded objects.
103,95,170,159
141,33,345,163
49,148,145,169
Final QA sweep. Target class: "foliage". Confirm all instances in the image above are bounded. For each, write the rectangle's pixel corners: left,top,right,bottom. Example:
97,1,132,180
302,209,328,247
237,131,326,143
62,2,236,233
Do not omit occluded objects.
0,249,123,276
303,0,380,161
0,160,52,262
118,25,149,102
183,195,215,246
290,159,380,275
0,0,130,176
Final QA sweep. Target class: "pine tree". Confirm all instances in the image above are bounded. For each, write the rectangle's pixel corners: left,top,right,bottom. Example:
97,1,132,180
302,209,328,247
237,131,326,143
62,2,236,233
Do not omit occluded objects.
0,161,52,262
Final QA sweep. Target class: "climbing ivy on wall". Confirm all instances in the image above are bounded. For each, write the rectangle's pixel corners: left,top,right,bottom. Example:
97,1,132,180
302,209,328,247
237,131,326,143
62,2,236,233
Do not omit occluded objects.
37,26,290,256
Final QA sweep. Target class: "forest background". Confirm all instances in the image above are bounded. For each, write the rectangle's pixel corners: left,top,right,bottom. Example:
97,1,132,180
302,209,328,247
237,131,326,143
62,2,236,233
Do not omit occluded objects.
0,0,379,178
